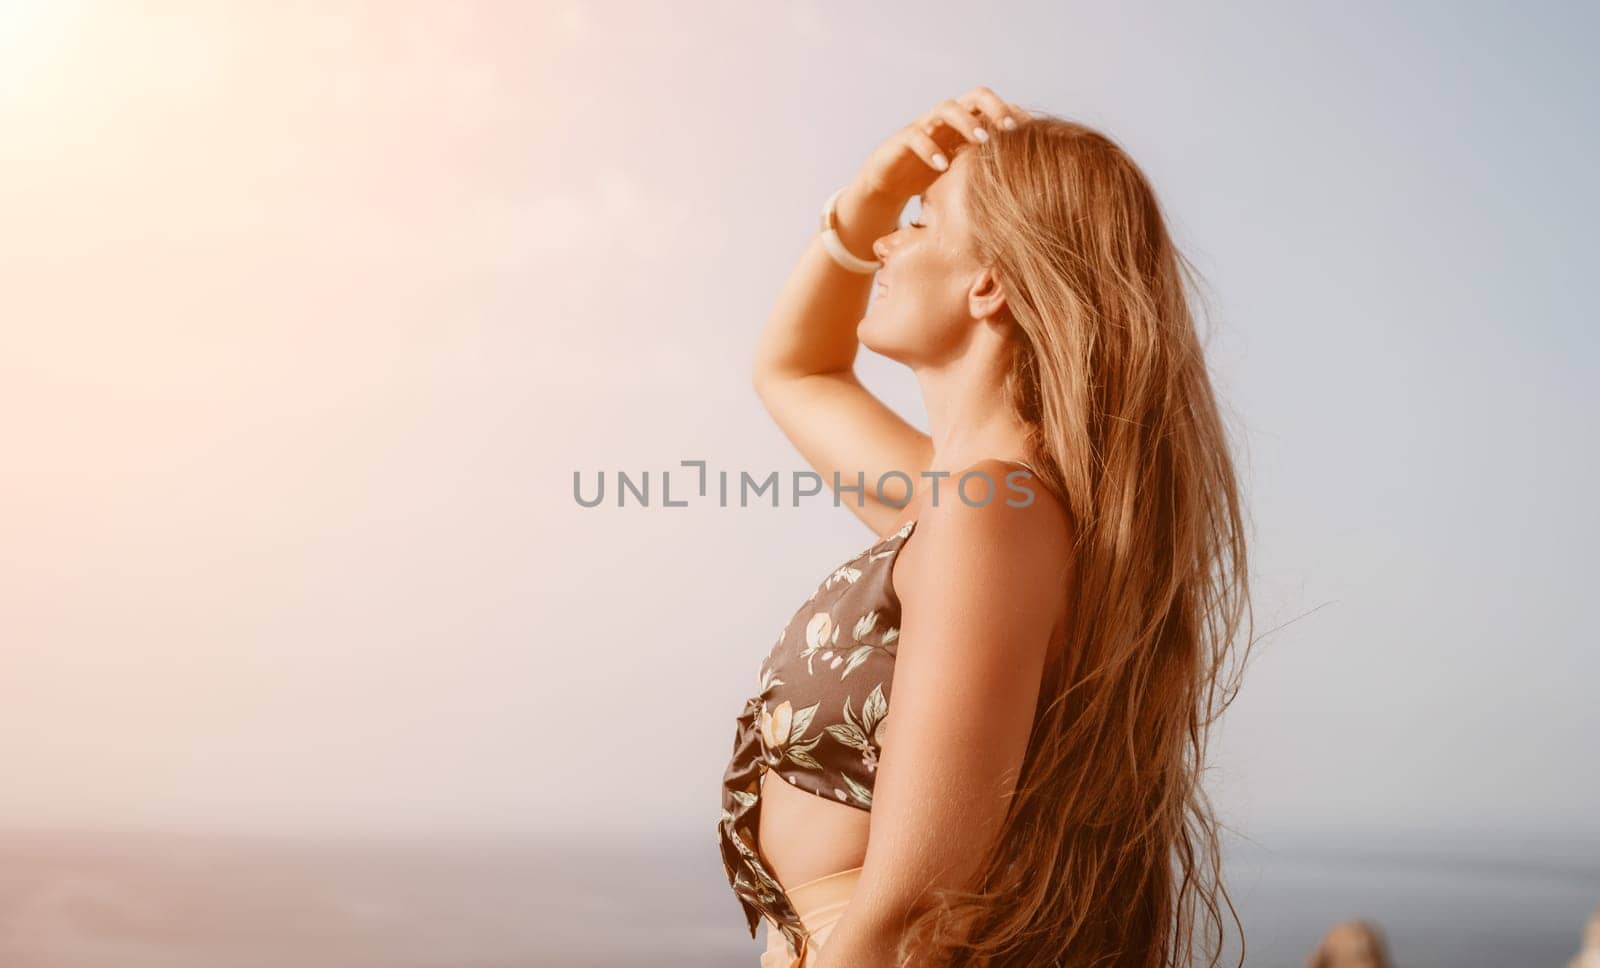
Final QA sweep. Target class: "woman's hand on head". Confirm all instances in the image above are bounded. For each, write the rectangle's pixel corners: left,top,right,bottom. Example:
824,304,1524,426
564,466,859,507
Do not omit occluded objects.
855,86,1029,206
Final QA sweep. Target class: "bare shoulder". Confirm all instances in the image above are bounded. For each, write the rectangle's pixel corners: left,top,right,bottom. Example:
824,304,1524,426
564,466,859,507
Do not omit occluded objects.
894,458,1074,609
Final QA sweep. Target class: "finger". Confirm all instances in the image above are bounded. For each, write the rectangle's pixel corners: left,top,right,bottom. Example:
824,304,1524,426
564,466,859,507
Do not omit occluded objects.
903,126,950,173
928,97,989,147
958,87,1014,131
960,86,1027,132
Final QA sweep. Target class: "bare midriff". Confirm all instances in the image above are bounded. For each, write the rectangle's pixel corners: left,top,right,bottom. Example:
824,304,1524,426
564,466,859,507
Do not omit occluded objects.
754,763,872,893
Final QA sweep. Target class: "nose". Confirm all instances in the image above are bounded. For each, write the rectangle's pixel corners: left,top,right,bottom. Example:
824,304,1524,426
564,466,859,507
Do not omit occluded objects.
872,233,894,264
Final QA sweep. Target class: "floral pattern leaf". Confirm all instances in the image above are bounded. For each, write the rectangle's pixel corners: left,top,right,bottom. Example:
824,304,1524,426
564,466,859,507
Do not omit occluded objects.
842,772,874,807
789,701,820,741
789,734,821,752
825,722,870,751
862,682,888,734
853,610,879,641
786,744,822,770
839,644,875,681
840,694,860,731
827,565,862,588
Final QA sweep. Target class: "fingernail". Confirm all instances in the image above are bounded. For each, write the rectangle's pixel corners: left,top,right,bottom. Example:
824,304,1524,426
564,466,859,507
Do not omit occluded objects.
973,127,988,143
1002,116,1017,130
931,152,948,171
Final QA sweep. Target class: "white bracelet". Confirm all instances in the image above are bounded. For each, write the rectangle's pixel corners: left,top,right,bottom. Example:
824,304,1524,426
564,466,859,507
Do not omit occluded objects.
819,186,883,274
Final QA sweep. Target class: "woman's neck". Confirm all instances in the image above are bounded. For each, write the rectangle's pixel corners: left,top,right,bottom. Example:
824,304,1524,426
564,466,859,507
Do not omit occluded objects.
913,345,1034,476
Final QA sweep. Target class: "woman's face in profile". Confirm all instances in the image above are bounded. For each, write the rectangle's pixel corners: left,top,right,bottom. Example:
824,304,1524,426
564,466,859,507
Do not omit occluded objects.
859,149,986,363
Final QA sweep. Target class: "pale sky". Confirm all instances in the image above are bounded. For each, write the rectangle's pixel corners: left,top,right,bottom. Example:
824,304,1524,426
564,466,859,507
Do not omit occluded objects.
1,1,1595,856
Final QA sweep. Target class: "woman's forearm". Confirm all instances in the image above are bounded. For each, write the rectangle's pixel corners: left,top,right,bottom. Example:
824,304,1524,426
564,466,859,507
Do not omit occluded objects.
752,180,905,384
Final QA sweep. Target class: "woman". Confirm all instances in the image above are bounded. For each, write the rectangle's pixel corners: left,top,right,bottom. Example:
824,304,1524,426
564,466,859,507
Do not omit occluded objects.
716,86,1254,968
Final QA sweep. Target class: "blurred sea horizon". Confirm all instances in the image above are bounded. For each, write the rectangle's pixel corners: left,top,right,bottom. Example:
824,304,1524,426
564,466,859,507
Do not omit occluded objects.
0,825,1594,967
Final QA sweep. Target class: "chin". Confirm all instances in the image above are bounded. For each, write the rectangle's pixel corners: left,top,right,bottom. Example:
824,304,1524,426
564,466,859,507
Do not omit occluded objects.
857,309,910,362
855,311,881,351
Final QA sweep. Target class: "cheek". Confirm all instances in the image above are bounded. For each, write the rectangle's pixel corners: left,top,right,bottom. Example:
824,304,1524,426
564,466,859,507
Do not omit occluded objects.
861,251,963,350
861,289,955,357
866,282,922,328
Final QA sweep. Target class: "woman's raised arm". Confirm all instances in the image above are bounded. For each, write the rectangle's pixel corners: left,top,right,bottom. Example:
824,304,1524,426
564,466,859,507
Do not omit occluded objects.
751,178,931,539
752,90,1025,538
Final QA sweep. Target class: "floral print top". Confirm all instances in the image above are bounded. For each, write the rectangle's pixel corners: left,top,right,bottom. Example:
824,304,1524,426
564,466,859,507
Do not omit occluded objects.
717,517,917,957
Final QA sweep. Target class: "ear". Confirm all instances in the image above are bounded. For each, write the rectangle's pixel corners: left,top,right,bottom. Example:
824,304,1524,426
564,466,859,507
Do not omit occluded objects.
968,267,1008,323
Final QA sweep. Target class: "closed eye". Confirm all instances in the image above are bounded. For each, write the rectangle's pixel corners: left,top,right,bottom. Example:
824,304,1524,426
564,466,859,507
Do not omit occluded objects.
908,220,925,228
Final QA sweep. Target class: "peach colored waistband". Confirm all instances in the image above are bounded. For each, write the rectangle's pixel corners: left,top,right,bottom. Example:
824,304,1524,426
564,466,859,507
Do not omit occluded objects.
785,865,864,922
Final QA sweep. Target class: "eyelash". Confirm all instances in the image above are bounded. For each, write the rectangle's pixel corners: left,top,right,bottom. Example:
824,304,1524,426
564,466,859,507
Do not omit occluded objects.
908,220,925,229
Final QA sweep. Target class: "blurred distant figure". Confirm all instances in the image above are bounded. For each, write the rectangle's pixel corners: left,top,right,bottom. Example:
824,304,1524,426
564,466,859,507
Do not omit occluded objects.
1303,919,1392,968
1569,903,1600,968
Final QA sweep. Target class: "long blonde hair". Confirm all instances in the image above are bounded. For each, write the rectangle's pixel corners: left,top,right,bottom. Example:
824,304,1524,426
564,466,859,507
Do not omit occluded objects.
894,116,1257,967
